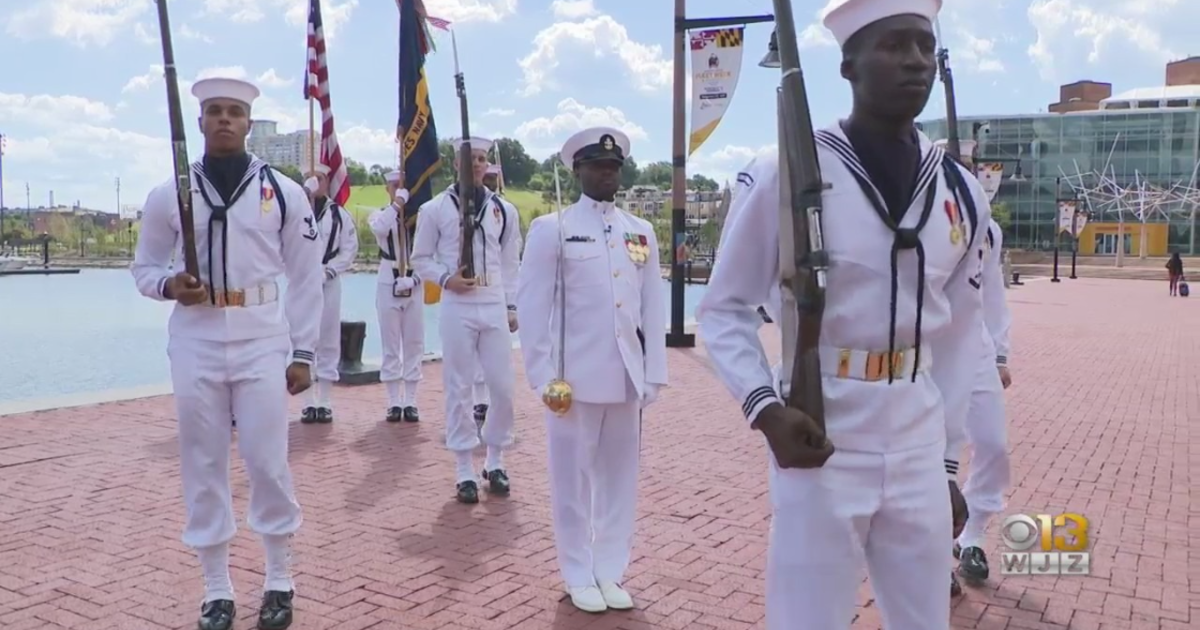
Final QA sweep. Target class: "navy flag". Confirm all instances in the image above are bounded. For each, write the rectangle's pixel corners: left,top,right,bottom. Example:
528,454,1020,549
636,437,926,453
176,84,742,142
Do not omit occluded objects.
397,0,442,228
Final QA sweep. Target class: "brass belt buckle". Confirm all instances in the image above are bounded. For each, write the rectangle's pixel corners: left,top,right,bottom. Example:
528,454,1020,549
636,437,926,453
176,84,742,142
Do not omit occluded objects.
864,352,886,381
227,290,245,308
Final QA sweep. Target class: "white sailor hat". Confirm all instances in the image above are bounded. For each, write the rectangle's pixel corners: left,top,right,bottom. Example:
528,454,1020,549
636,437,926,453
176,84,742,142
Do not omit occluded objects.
308,163,331,176
933,138,977,160
452,136,494,156
384,169,402,183
485,164,502,176
822,0,942,48
562,127,629,167
190,77,261,108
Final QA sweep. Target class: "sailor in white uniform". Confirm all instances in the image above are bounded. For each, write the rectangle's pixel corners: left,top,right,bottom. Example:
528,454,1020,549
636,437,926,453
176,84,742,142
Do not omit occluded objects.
517,127,668,613
299,164,358,424
472,163,506,428
411,137,523,504
696,0,989,627
368,170,425,423
954,217,1013,585
131,76,322,630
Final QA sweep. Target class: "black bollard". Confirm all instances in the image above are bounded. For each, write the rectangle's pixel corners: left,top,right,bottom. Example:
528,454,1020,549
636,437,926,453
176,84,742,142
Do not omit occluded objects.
336,321,381,386
1012,271,1023,286
1051,239,1061,283
41,233,50,267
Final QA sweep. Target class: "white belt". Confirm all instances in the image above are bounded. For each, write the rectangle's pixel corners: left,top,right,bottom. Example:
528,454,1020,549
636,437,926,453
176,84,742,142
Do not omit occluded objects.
201,282,280,308
816,345,932,381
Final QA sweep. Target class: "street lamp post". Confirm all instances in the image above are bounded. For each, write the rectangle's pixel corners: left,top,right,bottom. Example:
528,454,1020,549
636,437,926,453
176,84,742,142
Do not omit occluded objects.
0,133,6,249
668,0,774,348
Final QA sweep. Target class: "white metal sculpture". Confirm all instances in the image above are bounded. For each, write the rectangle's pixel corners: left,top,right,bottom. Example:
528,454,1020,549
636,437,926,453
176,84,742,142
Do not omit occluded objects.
1057,133,1200,265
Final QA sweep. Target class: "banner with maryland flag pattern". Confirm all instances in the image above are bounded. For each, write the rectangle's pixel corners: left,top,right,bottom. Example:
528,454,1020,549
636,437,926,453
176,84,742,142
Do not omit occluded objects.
688,27,745,156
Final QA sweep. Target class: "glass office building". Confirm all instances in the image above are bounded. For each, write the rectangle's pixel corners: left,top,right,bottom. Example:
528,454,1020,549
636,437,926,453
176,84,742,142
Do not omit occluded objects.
919,78,1200,255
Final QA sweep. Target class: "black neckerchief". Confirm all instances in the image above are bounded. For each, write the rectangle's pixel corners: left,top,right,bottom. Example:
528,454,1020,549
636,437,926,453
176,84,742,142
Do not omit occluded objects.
195,152,255,305
313,196,330,222
816,123,943,383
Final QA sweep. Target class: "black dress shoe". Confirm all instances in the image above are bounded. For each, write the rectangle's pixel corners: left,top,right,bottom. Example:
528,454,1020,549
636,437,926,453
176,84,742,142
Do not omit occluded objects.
456,480,479,504
473,403,488,426
385,406,404,423
257,590,294,630
300,407,319,424
403,406,420,423
957,546,990,583
950,571,963,597
482,469,510,496
198,599,235,630
318,407,333,424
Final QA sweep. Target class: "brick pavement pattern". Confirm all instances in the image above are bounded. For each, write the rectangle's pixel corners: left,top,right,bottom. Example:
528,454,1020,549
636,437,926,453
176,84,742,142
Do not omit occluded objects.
0,277,1196,629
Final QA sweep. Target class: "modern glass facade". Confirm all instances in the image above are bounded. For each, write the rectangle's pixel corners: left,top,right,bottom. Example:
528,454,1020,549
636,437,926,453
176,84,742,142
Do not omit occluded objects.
919,109,1200,253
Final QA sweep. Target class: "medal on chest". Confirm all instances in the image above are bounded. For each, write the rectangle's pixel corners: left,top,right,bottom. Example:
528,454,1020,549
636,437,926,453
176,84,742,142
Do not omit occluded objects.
260,179,276,214
943,199,966,246
623,232,649,265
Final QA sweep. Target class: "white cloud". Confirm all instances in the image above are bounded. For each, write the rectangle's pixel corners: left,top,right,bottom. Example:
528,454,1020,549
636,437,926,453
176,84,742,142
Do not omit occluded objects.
519,15,671,96
201,0,360,39
0,92,168,212
689,143,777,185
179,24,213,44
338,126,399,169
122,66,164,94
955,32,1004,73
1026,0,1191,81
484,108,516,117
256,69,295,89
513,98,648,158
550,0,596,20
422,0,518,24
4,0,149,47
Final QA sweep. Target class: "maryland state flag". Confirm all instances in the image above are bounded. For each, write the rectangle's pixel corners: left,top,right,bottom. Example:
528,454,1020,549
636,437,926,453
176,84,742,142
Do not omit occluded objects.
397,0,441,221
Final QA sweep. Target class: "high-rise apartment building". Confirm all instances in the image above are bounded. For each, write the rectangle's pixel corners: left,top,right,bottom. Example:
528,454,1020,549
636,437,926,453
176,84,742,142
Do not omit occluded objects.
246,120,318,171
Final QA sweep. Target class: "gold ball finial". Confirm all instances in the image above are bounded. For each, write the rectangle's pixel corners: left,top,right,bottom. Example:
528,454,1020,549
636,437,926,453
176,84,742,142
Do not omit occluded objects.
542,379,573,416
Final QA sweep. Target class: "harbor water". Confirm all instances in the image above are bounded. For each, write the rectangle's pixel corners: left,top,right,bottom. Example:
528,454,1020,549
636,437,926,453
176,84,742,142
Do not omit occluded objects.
0,269,707,404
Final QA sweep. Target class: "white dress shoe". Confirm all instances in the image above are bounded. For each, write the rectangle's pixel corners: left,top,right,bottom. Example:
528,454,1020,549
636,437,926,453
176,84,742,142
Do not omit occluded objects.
566,586,607,613
597,581,634,610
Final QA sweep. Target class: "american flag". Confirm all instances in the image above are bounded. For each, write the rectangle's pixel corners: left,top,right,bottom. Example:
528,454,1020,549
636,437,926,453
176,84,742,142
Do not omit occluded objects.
426,15,451,31
304,0,350,206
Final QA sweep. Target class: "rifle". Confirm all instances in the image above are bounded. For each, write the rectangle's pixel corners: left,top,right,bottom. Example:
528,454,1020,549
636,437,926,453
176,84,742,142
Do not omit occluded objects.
154,0,200,279
393,127,412,298
768,1,831,432
450,30,477,281
934,19,962,164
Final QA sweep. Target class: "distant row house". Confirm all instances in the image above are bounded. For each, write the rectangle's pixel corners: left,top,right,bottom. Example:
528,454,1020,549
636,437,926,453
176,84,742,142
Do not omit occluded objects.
615,185,729,226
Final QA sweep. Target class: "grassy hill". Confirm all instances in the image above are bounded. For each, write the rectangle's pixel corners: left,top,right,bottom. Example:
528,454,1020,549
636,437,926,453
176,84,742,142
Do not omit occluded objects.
346,185,554,230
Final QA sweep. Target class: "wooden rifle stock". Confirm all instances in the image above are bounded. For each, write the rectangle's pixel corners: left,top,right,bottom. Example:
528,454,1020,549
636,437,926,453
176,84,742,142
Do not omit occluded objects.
455,71,477,280
154,0,200,280
769,0,831,431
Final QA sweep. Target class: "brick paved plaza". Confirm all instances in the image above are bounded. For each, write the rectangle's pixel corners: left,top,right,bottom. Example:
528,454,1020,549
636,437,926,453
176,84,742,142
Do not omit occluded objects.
0,277,1196,629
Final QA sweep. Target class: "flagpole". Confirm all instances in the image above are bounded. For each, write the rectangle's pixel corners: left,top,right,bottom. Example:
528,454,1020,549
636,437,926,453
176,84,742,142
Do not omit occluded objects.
494,142,505,193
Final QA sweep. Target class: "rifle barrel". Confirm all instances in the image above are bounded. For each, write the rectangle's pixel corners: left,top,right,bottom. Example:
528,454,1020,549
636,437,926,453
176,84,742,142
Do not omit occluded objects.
154,0,200,279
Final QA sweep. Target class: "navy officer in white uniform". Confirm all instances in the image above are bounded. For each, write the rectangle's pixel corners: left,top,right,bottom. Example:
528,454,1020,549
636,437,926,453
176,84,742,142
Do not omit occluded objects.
411,137,523,504
131,76,323,630
300,163,358,424
517,127,668,613
696,0,988,627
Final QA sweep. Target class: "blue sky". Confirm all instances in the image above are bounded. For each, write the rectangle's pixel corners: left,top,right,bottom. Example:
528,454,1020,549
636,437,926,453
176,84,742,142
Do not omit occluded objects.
0,0,1195,213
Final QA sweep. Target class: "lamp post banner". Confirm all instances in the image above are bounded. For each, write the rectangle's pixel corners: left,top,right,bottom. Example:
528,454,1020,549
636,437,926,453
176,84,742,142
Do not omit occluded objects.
1058,200,1078,234
977,162,1004,202
687,27,744,157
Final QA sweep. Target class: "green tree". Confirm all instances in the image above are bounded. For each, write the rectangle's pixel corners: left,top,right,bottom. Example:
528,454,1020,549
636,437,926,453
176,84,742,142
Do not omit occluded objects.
345,158,370,186
637,161,673,189
620,157,640,190
991,202,1011,230
493,138,538,187
687,174,719,192
436,140,457,189
277,165,304,185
